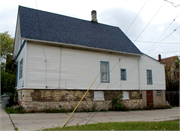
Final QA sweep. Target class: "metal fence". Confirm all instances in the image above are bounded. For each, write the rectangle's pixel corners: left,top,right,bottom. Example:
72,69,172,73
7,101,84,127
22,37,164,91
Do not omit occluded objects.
166,91,179,107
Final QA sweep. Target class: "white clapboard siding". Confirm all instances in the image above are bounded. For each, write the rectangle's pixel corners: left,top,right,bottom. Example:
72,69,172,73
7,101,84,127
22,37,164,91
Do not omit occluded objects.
25,42,165,90
14,14,21,57
140,55,165,90
16,43,27,90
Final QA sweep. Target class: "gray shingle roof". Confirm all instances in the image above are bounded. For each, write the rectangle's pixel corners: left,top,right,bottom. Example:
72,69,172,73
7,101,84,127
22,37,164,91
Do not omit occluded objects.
19,6,142,55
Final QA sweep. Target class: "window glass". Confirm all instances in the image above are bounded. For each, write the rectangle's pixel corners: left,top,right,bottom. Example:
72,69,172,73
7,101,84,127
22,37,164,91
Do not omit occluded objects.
147,69,153,84
157,91,162,96
121,69,127,80
101,61,110,82
19,59,23,79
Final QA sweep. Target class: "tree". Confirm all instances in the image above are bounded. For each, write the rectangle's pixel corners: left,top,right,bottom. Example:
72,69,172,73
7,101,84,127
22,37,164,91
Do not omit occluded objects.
1,31,14,59
1,31,16,95
165,57,179,91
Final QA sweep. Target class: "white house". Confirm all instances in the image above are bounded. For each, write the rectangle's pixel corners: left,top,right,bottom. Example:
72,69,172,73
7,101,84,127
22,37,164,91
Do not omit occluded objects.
13,6,166,111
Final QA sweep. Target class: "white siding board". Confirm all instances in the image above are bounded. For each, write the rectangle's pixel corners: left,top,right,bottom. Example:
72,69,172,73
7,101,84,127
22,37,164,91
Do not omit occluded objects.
16,43,26,90
25,42,165,90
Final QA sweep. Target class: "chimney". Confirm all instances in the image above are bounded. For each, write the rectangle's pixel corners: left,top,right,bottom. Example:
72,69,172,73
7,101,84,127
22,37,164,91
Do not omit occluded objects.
91,10,97,23
158,54,161,62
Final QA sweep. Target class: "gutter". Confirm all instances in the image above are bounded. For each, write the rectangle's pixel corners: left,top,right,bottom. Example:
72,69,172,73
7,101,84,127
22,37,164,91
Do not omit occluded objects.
21,37,142,57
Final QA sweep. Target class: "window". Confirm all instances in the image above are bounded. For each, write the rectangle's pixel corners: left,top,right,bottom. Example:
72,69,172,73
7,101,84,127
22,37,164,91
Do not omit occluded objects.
15,62,18,87
100,61,110,83
157,91,162,96
122,91,129,99
94,91,104,101
121,69,127,80
147,69,153,84
19,59,23,79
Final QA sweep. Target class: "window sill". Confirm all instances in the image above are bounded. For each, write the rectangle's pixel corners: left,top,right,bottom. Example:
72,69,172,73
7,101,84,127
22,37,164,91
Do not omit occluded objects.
93,99,105,101
122,98,130,100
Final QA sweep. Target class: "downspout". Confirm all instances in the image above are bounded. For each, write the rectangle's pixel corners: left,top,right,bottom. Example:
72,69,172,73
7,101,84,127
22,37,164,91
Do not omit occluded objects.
138,56,141,91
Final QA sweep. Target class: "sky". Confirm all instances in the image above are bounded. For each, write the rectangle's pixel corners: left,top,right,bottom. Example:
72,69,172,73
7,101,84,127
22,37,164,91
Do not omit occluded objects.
0,0,180,59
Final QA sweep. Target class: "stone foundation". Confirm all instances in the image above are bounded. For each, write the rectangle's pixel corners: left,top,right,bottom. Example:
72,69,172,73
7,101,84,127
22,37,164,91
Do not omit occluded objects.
123,99,143,109
17,89,145,111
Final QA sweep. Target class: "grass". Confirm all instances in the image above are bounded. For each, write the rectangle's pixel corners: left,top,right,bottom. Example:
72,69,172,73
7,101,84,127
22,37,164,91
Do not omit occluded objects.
4,106,26,114
5,105,172,114
42,119,179,130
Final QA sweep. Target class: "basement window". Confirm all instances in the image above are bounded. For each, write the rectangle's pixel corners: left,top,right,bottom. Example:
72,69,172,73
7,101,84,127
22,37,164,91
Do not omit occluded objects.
122,91,129,100
157,91,162,96
94,91,104,101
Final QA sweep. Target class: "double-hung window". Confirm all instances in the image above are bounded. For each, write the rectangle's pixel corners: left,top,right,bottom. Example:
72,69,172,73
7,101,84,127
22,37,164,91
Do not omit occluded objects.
19,59,23,79
121,69,127,80
147,69,153,84
100,61,110,83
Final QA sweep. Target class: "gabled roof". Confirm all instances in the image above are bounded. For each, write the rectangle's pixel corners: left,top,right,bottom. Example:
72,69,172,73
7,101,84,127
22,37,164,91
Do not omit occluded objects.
18,6,142,55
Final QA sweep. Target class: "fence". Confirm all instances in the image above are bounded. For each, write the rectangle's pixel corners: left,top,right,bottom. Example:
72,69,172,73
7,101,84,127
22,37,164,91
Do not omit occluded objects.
166,91,179,107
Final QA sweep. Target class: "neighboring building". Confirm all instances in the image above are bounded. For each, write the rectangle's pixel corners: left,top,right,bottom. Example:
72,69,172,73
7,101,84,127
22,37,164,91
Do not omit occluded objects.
159,55,179,91
160,55,178,68
13,6,167,111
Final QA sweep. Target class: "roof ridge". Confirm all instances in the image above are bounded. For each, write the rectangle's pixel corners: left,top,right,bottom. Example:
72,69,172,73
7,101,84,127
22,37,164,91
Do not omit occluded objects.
19,5,119,29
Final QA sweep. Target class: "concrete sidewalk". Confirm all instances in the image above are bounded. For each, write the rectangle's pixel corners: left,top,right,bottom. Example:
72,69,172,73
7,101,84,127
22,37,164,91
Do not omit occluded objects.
0,104,15,131
9,107,180,131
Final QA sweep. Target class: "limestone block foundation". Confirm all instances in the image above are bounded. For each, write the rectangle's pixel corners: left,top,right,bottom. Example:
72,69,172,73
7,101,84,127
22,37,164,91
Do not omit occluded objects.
17,89,144,111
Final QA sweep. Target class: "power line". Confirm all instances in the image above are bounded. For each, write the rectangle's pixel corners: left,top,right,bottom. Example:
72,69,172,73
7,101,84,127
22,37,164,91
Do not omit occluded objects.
146,50,180,54
135,40,180,44
164,0,180,7
147,13,180,52
134,2,165,42
125,0,147,34
64,1,166,127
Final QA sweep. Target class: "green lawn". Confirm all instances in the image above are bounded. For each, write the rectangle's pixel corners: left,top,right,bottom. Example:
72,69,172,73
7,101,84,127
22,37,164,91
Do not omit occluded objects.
42,119,179,130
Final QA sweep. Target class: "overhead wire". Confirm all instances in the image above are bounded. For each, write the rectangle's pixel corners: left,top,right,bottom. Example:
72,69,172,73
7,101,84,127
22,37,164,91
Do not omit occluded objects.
134,2,165,42
147,13,180,52
146,25,180,53
65,0,167,127
164,0,180,7
84,1,169,126
125,0,147,34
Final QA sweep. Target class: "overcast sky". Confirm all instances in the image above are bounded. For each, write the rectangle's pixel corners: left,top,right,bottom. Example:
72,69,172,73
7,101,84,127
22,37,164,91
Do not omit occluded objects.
0,0,180,59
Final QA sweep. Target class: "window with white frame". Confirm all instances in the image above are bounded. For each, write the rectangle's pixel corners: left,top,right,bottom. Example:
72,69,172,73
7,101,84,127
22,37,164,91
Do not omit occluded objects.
100,61,110,83
147,69,153,84
94,91,104,101
121,69,127,80
122,91,129,99
157,91,162,96
19,59,23,79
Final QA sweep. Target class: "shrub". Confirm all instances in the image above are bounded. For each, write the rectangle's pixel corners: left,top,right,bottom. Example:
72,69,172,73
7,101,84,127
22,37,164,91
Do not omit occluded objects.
110,95,123,111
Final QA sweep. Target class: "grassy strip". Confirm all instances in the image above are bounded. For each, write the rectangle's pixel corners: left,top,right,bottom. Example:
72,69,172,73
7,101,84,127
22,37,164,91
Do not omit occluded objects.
7,113,18,131
5,105,172,114
43,119,179,130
